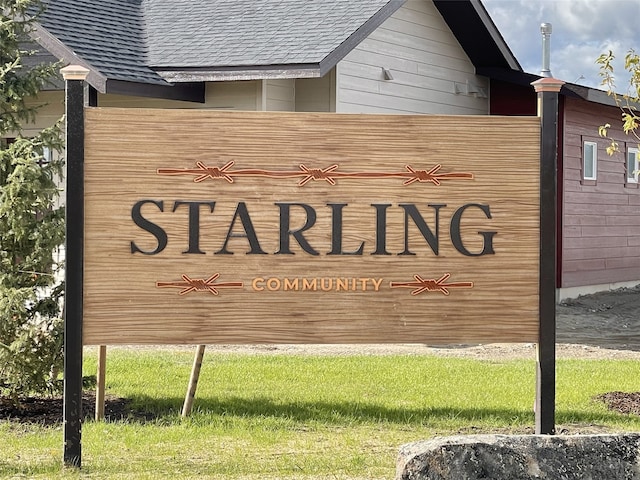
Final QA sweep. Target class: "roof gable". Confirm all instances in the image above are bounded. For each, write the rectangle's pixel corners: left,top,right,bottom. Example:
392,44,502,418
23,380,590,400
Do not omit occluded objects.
34,0,522,99
147,0,406,82
433,0,520,72
37,0,407,88
145,0,396,68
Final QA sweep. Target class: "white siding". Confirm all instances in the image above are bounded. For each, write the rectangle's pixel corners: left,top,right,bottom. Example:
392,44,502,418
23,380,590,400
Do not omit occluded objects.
13,81,265,136
14,81,263,113
8,92,66,210
203,81,259,110
336,0,489,115
295,69,336,112
265,79,295,111
21,91,65,136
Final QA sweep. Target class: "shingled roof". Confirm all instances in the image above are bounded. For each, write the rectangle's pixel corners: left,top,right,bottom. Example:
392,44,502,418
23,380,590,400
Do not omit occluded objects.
33,0,521,101
37,0,158,85
35,0,406,98
144,0,403,80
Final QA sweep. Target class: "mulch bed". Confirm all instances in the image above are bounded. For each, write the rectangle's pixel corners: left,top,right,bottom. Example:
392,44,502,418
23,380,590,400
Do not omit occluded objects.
0,392,132,425
595,391,640,416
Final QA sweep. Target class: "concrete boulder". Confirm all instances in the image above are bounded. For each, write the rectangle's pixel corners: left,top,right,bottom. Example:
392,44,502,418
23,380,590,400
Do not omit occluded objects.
397,434,640,480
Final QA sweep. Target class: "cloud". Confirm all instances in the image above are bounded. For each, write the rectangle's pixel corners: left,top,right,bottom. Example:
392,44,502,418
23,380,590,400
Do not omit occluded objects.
483,0,640,88
550,41,619,86
552,1,640,42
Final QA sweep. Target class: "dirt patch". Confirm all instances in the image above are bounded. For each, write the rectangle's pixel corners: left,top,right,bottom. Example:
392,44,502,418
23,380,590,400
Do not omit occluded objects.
2,286,640,423
596,392,640,416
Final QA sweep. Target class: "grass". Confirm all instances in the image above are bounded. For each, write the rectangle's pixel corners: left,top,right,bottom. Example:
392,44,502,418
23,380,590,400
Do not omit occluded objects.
2,349,640,479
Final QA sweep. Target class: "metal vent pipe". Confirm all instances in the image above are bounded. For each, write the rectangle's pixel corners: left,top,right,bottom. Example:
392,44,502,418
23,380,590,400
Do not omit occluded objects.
540,23,552,77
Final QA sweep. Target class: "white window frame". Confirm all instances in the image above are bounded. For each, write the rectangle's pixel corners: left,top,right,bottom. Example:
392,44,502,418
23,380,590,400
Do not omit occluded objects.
582,141,597,181
627,147,639,183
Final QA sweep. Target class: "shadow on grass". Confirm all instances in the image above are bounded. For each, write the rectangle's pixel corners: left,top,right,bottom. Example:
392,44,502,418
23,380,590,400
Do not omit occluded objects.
104,394,633,430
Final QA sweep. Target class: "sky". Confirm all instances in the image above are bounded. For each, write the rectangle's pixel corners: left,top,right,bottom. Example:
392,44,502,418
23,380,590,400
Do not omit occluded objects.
482,0,640,90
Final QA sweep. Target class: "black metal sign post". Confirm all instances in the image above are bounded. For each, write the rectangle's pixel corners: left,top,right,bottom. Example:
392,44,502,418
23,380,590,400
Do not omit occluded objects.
532,77,564,435
61,65,90,468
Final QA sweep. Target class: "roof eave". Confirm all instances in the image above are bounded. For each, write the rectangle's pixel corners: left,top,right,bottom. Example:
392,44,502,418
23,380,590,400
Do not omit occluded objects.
433,0,521,72
156,64,323,82
566,83,637,109
32,23,206,102
478,66,633,109
105,79,205,102
469,0,521,71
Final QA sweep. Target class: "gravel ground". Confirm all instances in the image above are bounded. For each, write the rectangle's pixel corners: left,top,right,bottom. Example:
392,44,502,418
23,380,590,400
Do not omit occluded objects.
155,342,640,361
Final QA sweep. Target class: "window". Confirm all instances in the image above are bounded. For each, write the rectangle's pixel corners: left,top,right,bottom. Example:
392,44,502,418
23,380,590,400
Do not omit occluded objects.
40,146,52,166
627,147,639,184
582,141,597,181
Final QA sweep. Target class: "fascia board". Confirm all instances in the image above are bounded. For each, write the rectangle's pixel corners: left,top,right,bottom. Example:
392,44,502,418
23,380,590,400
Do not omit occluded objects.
29,23,108,93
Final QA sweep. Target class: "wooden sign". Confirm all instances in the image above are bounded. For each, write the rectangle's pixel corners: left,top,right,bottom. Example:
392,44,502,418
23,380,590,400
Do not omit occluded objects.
83,109,540,345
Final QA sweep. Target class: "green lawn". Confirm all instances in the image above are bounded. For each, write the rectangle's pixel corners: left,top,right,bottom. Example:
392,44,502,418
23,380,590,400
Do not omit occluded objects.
2,349,639,479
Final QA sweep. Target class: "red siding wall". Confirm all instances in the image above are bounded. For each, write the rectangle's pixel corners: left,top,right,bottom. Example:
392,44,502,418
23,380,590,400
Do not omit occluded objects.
562,97,640,287
489,79,537,116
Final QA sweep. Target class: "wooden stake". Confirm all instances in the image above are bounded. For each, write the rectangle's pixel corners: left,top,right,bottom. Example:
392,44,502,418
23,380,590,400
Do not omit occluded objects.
182,345,206,417
95,345,107,421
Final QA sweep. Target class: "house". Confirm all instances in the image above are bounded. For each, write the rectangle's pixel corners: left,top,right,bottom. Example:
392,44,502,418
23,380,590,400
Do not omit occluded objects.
18,0,640,299
24,0,517,130
487,69,640,300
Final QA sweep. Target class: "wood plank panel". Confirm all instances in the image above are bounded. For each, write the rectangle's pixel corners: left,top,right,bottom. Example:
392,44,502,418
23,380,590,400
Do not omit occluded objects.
582,225,640,238
563,259,607,272
564,190,630,205
339,88,487,115
83,109,540,345
564,202,639,216
607,257,640,269
564,215,607,226
562,267,640,288
563,181,627,195
563,246,638,261
563,236,628,249
337,0,486,115
606,215,640,226
394,0,444,23
561,97,640,287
